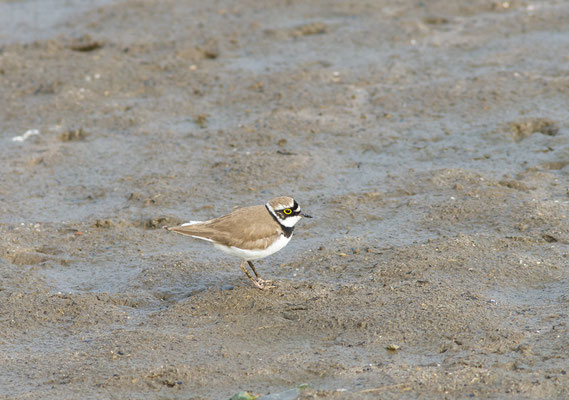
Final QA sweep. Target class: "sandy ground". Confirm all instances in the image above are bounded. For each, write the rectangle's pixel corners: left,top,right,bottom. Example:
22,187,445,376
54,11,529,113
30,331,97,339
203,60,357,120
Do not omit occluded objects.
1,0,569,398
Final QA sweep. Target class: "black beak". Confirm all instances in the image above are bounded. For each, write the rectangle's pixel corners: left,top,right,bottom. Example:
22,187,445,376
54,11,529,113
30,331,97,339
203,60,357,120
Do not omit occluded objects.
301,212,312,218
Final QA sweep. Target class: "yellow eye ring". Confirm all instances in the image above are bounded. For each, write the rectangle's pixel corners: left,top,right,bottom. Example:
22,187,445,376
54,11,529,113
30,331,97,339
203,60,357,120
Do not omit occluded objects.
283,208,292,215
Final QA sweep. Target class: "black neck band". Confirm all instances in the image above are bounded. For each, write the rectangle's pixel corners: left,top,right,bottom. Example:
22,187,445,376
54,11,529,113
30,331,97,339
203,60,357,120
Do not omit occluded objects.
266,205,294,238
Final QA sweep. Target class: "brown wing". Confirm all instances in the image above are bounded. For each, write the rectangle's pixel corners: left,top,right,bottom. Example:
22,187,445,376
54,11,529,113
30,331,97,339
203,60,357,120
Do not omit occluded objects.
166,205,281,250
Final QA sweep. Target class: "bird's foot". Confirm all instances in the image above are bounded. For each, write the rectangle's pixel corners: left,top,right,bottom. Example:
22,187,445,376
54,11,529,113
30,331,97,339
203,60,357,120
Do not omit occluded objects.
255,278,276,290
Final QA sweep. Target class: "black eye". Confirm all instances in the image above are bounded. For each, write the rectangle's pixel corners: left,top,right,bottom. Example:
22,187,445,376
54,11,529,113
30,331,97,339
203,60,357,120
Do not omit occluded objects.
283,208,292,215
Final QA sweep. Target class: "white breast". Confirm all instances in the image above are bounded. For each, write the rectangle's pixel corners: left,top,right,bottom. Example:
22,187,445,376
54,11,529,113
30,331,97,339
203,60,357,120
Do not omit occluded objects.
213,234,292,261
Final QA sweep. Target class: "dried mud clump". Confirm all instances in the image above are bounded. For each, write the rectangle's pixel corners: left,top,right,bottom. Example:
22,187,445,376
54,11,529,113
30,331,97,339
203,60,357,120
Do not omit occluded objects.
265,22,329,39
34,81,60,95
68,34,103,52
509,118,559,141
59,128,88,142
193,114,209,128
291,22,328,37
197,38,219,59
143,216,182,229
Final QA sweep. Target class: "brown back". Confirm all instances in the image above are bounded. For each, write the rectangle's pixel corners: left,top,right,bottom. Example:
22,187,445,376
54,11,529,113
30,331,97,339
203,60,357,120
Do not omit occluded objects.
168,205,282,250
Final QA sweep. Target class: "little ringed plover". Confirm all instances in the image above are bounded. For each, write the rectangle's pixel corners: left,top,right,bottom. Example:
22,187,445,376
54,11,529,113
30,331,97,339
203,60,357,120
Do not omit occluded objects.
165,196,311,289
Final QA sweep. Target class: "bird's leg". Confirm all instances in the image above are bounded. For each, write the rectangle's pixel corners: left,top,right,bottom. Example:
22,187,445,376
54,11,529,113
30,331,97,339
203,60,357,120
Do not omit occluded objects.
247,261,260,278
240,260,264,290
248,261,275,289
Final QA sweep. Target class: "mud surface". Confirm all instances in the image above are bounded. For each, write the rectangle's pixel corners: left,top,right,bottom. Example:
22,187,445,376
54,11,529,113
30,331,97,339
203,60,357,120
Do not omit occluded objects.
1,0,569,398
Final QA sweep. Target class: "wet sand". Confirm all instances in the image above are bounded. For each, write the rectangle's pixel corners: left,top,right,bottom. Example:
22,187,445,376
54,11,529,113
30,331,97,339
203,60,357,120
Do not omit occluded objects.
1,0,569,398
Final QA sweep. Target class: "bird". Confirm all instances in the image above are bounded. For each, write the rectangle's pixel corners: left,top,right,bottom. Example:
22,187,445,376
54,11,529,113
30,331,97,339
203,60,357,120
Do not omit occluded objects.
164,196,312,289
